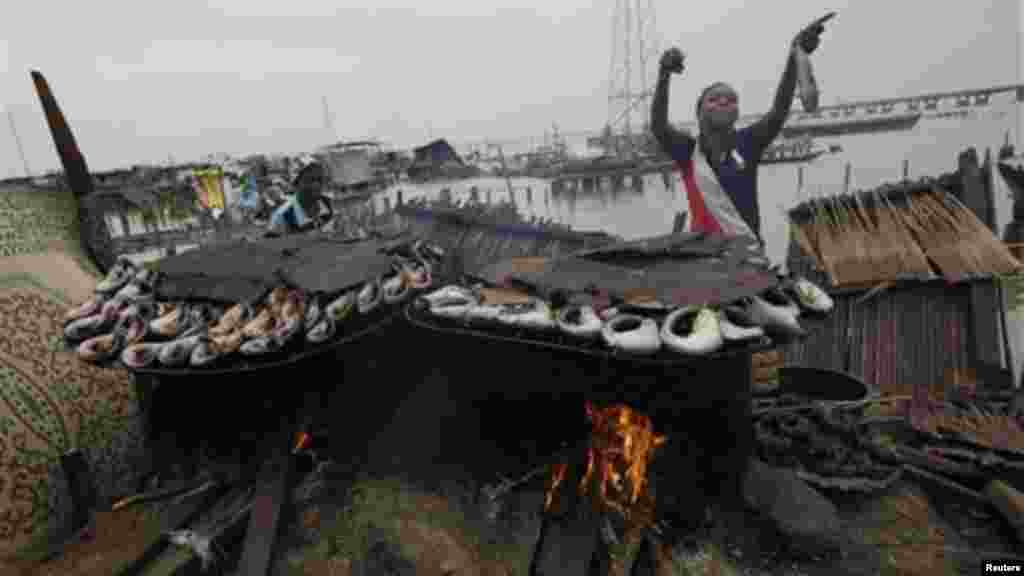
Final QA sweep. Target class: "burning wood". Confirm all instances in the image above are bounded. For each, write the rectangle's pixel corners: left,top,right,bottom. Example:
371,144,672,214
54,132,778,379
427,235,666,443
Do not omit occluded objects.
544,402,667,534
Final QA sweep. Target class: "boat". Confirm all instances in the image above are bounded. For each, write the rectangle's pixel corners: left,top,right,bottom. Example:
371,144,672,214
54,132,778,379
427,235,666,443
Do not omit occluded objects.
761,136,842,164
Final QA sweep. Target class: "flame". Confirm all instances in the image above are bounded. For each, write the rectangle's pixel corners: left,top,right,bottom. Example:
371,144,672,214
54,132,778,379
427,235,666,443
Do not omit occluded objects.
293,432,312,454
545,462,568,510
544,402,667,526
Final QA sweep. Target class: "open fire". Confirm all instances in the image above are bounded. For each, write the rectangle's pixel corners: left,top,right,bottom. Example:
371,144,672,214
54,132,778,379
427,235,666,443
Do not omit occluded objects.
545,402,667,533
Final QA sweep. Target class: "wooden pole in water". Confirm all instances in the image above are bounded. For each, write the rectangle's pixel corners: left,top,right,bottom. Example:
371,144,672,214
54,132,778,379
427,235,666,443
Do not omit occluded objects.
902,159,910,180
6,108,32,179
843,162,852,195
495,145,515,203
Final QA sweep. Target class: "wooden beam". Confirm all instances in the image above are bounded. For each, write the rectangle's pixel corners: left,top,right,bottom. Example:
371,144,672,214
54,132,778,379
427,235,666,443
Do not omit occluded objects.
238,416,300,576
141,486,255,576
959,149,1004,374
985,479,1024,545
113,487,225,576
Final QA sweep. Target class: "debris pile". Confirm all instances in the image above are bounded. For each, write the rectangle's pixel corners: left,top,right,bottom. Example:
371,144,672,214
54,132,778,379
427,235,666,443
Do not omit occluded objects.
754,398,902,493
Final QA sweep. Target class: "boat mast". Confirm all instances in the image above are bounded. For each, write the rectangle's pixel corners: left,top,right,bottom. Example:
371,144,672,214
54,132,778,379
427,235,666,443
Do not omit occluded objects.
6,107,32,178
322,95,336,145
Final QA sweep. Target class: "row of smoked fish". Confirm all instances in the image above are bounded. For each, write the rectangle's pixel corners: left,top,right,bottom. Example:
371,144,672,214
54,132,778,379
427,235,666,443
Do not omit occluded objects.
63,241,444,369
415,275,835,356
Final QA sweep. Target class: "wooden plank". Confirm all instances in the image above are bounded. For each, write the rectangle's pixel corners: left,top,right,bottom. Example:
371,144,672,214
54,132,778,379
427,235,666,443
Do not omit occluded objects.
238,417,299,576
114,487,225,576
969,279,1003,370
60,449,98,536
985,479,1024,544
958,149,1004,376
140,486,255,576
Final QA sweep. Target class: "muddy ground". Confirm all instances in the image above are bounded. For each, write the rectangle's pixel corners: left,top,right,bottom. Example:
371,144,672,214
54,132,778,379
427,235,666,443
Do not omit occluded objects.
2,306,1021,575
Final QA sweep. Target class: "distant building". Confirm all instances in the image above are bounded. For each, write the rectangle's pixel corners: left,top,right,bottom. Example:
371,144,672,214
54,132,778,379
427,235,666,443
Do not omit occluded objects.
408,139,475,181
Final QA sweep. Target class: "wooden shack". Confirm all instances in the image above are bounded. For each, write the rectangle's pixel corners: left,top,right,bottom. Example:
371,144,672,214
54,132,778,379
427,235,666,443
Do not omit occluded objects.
782,148,1020,396
83,180,211,263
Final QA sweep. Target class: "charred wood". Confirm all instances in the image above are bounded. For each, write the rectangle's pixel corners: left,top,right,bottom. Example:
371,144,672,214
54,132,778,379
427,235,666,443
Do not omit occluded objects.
530,437,608,576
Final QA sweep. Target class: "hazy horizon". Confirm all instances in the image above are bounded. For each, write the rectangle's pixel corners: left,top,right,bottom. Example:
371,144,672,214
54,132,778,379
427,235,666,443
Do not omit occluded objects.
1,0,1019,174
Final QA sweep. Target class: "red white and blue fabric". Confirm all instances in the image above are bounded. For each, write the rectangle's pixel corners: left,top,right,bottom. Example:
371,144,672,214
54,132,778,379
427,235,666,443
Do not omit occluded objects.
678,146,758,241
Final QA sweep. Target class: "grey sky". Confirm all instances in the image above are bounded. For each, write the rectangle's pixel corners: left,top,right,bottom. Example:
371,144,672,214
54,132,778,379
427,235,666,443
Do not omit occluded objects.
0,0,1018,174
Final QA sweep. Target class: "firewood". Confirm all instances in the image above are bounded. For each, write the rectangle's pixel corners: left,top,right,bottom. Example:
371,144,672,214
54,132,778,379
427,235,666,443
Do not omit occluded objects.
752,349,782,368
985,479,1024,545
753,365,778,383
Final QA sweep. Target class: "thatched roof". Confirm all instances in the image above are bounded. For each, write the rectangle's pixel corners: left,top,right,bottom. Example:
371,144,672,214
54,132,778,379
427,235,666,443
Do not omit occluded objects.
786,175,1021,288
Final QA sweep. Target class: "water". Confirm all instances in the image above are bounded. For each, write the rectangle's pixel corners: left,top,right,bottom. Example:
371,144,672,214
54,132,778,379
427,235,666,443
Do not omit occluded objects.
374,95,1022,269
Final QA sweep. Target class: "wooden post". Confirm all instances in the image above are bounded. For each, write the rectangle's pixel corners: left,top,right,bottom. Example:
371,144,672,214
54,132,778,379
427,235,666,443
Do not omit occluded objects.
396,189,403,207
843,162,852,195
238,413,300,576
671,211,688,234
60,450,97,537
902,159,910,180
983,148,997,231
960,147,1005,380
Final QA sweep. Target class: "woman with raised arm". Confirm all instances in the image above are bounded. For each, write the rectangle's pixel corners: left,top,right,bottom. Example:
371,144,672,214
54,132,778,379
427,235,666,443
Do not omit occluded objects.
650,15,833,249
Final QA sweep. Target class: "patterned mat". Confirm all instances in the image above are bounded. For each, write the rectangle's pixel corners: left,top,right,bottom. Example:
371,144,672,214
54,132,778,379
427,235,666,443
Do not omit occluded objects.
0,185,148,561
0,281,149,561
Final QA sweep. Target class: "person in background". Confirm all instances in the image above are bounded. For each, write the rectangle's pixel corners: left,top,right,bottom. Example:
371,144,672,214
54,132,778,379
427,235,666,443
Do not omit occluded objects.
267,156,334,236
651,15,832,248
237,167,265,223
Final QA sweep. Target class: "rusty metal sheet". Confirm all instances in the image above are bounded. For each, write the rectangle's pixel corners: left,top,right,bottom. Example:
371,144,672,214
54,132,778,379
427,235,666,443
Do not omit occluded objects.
499,256,777,308
154,235,396,302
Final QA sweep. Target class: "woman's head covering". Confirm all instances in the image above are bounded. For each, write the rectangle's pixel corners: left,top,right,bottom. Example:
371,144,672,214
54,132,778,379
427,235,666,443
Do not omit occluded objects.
695,81,734,119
